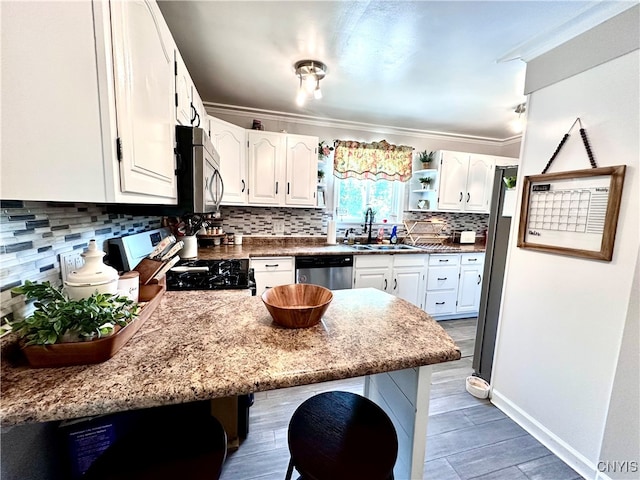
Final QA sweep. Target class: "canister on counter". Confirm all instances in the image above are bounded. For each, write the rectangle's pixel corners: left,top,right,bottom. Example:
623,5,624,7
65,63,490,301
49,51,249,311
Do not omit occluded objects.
227,233,235,245
117,271,140,302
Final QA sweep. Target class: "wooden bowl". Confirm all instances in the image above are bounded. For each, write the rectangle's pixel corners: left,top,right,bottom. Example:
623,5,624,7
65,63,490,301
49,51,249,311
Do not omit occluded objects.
261,284,333,328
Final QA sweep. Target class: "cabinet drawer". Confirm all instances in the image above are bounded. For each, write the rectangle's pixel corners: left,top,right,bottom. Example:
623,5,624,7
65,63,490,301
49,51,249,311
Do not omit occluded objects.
428,254,460,267
461,253,484,265
425,291,457,315
251,257,294,272
354,254,393,269
426,266,459,290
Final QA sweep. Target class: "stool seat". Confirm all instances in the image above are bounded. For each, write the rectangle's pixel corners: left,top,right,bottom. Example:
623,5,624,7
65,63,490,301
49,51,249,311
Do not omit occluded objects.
84,401,227,480
286,391,398,480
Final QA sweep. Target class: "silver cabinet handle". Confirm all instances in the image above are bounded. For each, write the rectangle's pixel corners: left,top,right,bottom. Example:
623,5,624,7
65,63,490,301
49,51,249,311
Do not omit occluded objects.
468,258,477,262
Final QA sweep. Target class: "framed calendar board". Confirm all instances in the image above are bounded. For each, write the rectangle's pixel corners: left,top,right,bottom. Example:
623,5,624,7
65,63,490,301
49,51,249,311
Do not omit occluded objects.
517,165,626,261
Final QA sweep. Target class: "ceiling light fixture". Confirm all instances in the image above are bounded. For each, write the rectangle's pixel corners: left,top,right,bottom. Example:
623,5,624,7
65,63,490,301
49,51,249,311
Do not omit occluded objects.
294,60,327,107
511,102,527,134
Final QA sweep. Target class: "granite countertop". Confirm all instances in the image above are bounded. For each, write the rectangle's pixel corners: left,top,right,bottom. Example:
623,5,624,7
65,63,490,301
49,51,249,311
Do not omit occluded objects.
0,288,460,427
196,237,486,260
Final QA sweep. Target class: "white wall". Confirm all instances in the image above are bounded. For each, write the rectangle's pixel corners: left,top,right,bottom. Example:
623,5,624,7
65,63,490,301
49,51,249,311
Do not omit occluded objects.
491,24,639,480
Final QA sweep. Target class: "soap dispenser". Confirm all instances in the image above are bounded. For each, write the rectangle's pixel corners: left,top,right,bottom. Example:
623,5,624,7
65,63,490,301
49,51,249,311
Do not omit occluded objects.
390,226,398,244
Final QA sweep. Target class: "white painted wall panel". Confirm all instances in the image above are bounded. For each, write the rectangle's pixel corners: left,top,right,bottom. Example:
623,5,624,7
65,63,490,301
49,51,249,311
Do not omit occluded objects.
492,47,639,478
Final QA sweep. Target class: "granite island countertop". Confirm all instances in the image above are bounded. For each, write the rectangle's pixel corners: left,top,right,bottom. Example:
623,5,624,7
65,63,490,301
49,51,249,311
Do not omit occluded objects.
0,288,461,427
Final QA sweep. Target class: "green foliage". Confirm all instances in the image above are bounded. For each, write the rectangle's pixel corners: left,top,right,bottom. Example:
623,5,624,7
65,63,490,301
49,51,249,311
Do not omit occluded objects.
418,150,435,164
503,176,517,189
419,177,433,185
11,281,139,346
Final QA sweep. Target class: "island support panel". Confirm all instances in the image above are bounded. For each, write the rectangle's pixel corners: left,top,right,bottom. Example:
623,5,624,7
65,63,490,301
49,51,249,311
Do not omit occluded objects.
365,364,432,480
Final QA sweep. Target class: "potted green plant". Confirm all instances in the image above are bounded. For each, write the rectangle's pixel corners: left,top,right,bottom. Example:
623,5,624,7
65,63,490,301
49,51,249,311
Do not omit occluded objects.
10,281,139,345
418,150,435,166
317,169,325,183
418,177,433,189
503,176,517,189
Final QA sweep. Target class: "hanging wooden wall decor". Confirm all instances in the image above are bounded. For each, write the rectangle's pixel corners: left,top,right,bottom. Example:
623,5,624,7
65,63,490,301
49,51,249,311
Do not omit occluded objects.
517,118,626,261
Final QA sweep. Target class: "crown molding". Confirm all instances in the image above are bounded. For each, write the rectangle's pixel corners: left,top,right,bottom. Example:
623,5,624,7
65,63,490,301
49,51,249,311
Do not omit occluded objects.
204,102,522,147
497,1,637,63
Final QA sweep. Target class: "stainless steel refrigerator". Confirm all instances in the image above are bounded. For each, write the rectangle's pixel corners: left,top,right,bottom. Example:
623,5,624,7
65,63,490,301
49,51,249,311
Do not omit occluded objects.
472,165,518,382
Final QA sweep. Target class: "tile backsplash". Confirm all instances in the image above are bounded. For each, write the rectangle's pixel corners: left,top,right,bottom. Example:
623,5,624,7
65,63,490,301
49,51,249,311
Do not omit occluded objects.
0,201,488,323
0,201,161,322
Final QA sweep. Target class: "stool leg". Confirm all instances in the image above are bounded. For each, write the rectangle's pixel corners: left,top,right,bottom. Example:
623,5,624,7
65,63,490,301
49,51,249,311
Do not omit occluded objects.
284,458,295,480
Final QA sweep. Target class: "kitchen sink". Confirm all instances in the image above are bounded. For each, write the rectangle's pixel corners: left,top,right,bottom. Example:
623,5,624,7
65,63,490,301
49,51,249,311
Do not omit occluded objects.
367,244,424,251
347,244,424,252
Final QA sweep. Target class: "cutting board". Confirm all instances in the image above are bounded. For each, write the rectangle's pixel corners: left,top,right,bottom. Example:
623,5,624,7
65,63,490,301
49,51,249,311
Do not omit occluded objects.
134,258,166,285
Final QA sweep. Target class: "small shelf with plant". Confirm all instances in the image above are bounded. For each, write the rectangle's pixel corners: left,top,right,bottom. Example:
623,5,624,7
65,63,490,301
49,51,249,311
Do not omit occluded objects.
417,150,436,169
418,176,434,190
317,169,326,186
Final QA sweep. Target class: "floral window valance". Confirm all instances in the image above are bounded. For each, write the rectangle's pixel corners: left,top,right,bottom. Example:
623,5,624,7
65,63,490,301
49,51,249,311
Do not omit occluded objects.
333,140,413,182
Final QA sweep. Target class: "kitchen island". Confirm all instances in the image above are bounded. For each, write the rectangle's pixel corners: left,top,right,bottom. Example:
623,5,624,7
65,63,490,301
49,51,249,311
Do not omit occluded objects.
1,288,460,479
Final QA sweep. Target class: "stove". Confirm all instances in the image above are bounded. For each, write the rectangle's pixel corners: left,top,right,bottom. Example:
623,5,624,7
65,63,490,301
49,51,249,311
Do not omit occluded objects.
166,258,256,295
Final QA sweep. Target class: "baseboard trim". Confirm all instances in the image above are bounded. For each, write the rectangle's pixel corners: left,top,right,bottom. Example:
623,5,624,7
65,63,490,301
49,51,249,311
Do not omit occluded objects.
491,389,596,480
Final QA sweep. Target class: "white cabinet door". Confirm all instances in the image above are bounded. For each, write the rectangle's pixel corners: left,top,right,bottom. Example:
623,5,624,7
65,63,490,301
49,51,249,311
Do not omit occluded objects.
110,0,177,200
247,131,285,205
465,155,495,212
457,253,485,314
391,255,427,308
353,267,391,291
175,50,193,126
1,1,110,202
211,117,248,205
191,85,205,128
437,151,468,211
285,134,317,206
354,255,392,291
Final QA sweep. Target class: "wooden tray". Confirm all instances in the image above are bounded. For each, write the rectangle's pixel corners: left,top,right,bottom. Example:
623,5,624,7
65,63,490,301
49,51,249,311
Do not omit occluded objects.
21,280,166,368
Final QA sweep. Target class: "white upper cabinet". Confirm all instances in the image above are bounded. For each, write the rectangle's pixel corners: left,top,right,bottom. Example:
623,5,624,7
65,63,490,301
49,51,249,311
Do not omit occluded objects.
110,0,177,200
285,134,318,206
175,50,193,126
247,130,318,207
437,151,495,213
1,0,178,204
247,131,286,205
210,117,248,205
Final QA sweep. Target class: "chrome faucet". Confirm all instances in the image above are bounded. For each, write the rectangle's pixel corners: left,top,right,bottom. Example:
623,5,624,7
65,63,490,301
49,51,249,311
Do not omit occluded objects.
364,207,374,244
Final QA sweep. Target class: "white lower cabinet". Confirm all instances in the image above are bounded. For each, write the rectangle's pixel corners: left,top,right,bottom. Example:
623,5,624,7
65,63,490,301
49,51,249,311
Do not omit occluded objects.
353,255,392,291
250,257,295,296
424,254,460,316
456,253,485,314
424,252,485,319
354,255,427,309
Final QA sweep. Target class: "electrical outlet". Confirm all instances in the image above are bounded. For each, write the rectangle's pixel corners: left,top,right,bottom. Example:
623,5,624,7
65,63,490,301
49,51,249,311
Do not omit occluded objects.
60,252,84,282
273,220,285,234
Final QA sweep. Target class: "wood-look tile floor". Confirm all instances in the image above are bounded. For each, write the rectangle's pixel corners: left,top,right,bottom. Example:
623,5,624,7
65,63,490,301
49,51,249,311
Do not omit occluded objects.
219,318,583,480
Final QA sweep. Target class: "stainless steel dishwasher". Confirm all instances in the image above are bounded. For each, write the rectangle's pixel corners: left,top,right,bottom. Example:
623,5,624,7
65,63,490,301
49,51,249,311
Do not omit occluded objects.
295,255,353,290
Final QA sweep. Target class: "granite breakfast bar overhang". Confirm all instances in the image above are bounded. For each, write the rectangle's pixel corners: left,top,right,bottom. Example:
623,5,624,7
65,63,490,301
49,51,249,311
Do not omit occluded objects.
1,288,461,479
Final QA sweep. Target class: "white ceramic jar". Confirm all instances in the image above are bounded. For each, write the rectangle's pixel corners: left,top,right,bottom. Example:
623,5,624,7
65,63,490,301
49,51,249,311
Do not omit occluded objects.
64,240,119,300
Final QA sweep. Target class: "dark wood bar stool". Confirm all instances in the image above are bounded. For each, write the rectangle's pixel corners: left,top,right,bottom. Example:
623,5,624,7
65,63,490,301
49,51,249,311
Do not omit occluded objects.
285,391,398,480
84,401,227,480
